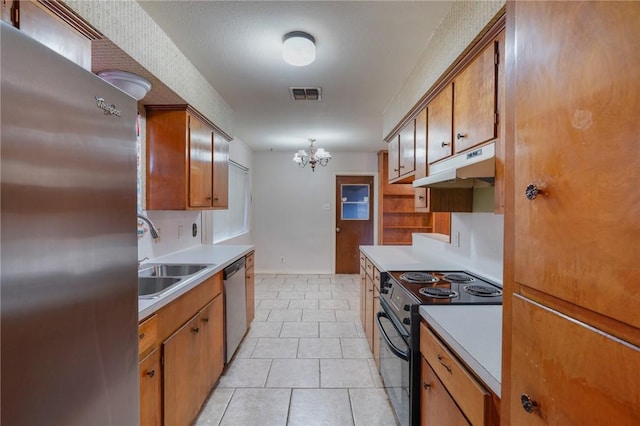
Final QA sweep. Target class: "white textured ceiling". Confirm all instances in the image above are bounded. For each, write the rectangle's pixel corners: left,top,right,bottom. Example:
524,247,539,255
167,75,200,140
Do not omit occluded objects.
138,1,453,153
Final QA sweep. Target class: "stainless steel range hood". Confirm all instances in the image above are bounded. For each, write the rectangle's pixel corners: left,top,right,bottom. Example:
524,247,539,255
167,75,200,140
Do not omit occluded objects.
413,142,495,189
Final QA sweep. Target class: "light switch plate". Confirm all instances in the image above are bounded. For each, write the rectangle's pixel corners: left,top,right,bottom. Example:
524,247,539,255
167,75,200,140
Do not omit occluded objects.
322,203,330,211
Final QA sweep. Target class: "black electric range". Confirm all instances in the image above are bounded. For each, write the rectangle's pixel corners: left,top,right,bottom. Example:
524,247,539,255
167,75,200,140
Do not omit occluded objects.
376,270,502,426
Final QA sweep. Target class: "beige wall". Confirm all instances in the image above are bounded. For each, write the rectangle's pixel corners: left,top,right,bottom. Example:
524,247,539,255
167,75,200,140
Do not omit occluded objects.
382,0,505,137
66,0,234,137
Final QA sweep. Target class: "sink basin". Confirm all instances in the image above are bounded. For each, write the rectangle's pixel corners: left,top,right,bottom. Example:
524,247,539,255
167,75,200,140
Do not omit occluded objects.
138,264,210,278
138,276,182,298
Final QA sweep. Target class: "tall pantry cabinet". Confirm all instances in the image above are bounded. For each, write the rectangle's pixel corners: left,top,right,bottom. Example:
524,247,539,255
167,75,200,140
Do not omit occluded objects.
503,2,640,424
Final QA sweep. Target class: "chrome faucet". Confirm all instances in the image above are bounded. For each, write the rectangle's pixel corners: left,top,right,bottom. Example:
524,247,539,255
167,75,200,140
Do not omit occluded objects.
137,214,160,239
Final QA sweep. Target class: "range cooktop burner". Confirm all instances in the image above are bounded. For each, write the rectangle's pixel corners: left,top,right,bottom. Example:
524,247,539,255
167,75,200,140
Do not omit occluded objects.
400,272,439,284
463,285,503,297
419,287,458,299
442,273,475,283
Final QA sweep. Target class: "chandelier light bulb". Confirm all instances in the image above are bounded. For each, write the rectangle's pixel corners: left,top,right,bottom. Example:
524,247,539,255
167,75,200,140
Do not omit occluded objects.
282,31,316,66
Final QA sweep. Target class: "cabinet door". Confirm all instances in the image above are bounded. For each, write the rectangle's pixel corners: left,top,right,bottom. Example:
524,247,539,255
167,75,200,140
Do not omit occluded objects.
421,357,470,426
428,84,453,164
188,115,213,208
453,41,496,153
414,108,428,209
513,1,640,328
212,132,229,209
360,266,367,328
388,135,400,181
364,274,374,350
139,348,162,426
163,314,201,426
510,295,640,425
399,119,415,176
198,297,224,399
372,285,381,369
246,265,255,326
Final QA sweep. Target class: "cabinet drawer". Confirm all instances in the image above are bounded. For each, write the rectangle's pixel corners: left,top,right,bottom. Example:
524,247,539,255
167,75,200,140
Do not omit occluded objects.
359,252,366,270
420,323,489,425
139,314,158,358
245,252,255,270
373,267,381,290
365,258,375,280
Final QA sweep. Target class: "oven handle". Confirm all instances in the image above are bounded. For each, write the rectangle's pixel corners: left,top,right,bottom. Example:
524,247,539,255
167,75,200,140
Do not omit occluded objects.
376,311,410,361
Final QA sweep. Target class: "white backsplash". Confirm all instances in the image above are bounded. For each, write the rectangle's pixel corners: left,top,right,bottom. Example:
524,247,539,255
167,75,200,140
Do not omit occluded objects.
413,213,504,284
137,210,202,262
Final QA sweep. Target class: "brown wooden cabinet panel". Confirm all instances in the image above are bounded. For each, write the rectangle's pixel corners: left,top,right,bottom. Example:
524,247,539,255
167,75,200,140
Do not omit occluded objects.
245,252,255,326
512,1,640,330
364,274,374,350
399,118,416,177
421,357,470,426
212,132,229,209
198,296,224,398
359,264,366,329
453,41,496,154
510,295,640,425
427,84,453,164
139,348,162,426
372,284,381,369
163,314,201,426
388,135,400,181
188,115,213,208
414,108,428,209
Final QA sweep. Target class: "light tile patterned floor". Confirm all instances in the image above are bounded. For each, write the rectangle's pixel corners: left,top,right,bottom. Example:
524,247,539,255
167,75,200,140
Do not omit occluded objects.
195,274,399,426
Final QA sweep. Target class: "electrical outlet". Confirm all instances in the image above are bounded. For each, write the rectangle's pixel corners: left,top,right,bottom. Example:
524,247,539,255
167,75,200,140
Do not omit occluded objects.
280,256,285,263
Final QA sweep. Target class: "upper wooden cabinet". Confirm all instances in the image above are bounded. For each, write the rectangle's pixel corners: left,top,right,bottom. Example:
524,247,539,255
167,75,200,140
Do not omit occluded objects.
145,105,230,210
388,118,416,183
453,40,497,154
212,132,229,209
427,84,453,164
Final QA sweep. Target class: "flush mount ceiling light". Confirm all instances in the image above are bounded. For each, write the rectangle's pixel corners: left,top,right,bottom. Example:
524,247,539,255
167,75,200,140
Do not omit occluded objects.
282,31,316,66
97,70,152,101
293,138,331,172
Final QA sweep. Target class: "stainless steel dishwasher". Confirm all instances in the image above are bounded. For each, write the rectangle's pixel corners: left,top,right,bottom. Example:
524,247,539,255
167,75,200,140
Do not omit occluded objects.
223,257,247,363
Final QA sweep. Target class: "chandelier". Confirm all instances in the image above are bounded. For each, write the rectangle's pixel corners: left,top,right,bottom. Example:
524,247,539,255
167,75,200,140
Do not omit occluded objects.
293,139,332,172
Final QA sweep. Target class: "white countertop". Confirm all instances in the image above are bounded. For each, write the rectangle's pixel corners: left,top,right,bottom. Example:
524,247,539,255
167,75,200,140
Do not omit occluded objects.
419,305,502,396
138,244,253,320
360,245,462,272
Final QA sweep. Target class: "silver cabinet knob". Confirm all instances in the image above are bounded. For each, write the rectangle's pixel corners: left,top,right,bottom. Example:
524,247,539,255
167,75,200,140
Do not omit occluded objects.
456,133,467,140
441,141,450,147
525,183,545,200
521,394,538,414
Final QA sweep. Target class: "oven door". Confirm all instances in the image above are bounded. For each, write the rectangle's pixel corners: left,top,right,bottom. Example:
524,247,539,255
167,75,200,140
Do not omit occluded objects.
376,302,411,426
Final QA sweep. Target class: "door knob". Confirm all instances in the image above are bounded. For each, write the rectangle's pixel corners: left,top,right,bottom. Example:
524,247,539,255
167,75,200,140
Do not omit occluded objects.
336,227,341,232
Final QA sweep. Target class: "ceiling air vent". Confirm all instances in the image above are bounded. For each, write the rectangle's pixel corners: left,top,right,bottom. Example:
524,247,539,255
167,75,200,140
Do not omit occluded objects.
289,87,322,101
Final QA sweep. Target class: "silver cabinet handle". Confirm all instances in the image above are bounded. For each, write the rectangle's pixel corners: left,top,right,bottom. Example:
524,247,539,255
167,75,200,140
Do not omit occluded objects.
525,183,545,200
441,141,450,147
456,133,467,140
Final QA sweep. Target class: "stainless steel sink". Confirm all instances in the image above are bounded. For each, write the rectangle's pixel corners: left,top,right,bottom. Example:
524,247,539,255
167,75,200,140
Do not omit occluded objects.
138,277,182,298
137,263,214,298
138,264,209,278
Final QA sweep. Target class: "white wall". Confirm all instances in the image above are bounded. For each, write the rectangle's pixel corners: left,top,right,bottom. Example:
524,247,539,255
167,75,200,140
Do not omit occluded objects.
413,213,504,283
253,151,378,274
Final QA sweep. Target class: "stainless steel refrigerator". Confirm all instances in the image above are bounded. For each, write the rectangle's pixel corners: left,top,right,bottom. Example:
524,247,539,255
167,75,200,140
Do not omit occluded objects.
1,22,139,425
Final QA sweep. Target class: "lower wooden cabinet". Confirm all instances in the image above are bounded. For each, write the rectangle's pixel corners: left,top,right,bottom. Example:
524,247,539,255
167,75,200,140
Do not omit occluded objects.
245,251,255,326
509,295,640,425
421,357,470,426
372,284,381,369
163,295,224,426
420,321,499,426
139,348,162,426
139,272,225,426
